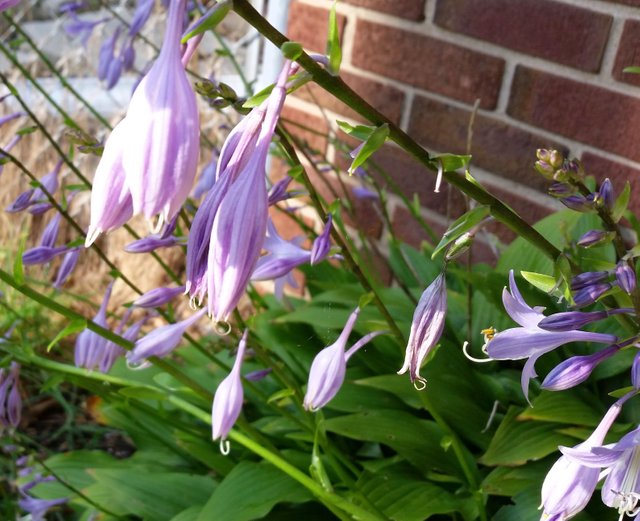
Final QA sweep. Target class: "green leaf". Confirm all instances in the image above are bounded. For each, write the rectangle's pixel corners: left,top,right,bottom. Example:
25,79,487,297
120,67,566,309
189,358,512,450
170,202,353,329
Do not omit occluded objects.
118,386,168,401
357,465,476,521
623,66,640,74
324,409,460,476
196,461,311,521
432,206,489,258
281,41,303,60
519,391,602,426
482,461,549,497
348,124,389,175
434,153,472,172
243,84,274,109
492,487,543,521
180,0,231,43
520,271,556,293
46,318,86,352
326,0,342,73
335,120,377,141
612,181,631,223
481,407,576,466
13,234,26,285
170,506,204,521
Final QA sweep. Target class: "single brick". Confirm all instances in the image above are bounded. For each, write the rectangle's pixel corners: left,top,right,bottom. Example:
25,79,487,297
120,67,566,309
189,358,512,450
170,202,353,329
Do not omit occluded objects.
281,104,330,154
293,71,406,125
343,0,426,21
509,66,640,163
352,20,504,108
613,20,640,87
287,1,346,53
407,96,568,191
581,152,640,213
434,0,611,72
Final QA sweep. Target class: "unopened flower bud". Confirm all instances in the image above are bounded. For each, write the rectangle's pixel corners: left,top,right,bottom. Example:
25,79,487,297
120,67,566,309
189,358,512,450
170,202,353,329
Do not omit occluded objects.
573,283,612,307
571,271,610,291
561,195,593,212
445,232,473,261
548,183,576,198
535,160,556,179
542,345,619,391
595,178,614,210
577,230,615,248
615,262,636,294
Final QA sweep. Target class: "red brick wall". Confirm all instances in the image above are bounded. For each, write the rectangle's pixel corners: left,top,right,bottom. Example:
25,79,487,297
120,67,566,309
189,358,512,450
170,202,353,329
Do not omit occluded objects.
285,0,640,249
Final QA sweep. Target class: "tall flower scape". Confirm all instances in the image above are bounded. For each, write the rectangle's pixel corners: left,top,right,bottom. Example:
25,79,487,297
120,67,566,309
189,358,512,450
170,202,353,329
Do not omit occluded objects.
1,1,640,520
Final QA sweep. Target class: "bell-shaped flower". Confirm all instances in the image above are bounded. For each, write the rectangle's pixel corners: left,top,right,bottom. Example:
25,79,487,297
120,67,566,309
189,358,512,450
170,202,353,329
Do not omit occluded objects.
304,307,385,411
486,271,617,400
86,123,133,246
541,344,620,391
212,330,248,452
121,0,199,224
133,285,185,308
398,272,447,388
127,308,206,366
74,282,113,370
541,393,631,521
251,220,311,282
310,214,332,265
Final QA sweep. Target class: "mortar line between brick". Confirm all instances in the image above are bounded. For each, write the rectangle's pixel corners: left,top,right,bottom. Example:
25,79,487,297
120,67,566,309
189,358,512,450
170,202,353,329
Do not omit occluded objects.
601,15,626,78
398,88,415,133
495,60,516,115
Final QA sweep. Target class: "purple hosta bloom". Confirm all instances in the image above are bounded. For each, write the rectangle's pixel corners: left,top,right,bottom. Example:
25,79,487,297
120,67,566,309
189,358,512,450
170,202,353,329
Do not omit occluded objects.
126,308,206,367
211,330,248,452
18,496,67,521
485,271,617,400
596,178,614,210
561,194,594,213
53,248,81,289
100,314,147,373
573,283,613,308
398,272,447,389
121,40,136,70
541,393,630,520
352,185,379,201
633,352,640,389
75,282,113,370
548,182,576,198
40,213,62,249
310,214,332,265
251,220,310,282
28,160,62,215
305,307,386,410
64,13,108,46
192,153,218,199
267,176,296,206
542,344,620,391
128,0,154,37
563,418,640,519
22,246,68,266
98,27,121,81
186,61,294,321
58,1,84,14
616,262,637,294
244,367,272,382
577,230,614,248
121,0,199,225
0,111,25,128
124,235,182,253
0,362,21,429
571,271,610,291
133,285,185,308
86,123,133,246
537,308,634,332
0,0,20,11
6,189,35,213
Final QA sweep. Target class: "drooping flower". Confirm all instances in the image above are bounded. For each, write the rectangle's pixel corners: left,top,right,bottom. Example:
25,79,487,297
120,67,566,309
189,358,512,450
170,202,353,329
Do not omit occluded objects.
53,248,81,289
211,330,248,452
310,214,332,265
304,307,385,411
126,308,207,366
485,271,617,400
121,0,199,224
540,392,631,521
185,60,295,321
74,282,114,370
398,272,447,388
133,285,185,308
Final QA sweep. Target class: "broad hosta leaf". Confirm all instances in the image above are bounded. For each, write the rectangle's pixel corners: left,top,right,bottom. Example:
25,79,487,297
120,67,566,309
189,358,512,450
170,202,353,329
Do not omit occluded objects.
196,461,311,521
324,409,460,477
519,391,602,427
169,506,204,521
492,487,542,521
357,464,477,521
482,460,550,497
82,469,214,521
481,407,576,466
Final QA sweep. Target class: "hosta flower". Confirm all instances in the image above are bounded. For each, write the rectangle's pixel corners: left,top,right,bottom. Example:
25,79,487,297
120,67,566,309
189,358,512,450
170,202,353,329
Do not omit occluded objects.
0,362,21,430
541,345,620,391
186,61,295,321
211,330,248,452
485,271,616,400
398,272,447,388
0,0,20,12
541,393,630,521
304,307,385,411
122,0,199,224
133,285,185,308
75,282,113,370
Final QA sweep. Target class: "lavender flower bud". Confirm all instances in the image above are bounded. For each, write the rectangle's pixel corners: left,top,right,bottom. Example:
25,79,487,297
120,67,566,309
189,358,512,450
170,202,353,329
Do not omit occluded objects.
310,214,332,265
633,351,640,390
596,178,614,210
538,310,609,331
571,271,610,291
267,176,293,206
573,283,612,307
615,262,636,294
74,283,113,370
244,368,272,382
352,186,379,201
537,149,563,169
124,236,181,253
535,160,556,180
5,189,35,213
40,213,62,249
192,156,217,199
561,195,593,212
548,183,576,198
22,246,68,266
126,308,206,366
577,230,614,248
211,330,247,449
133,285,185,308
53,249,81,289
128,0,154,37
542,345,619,391
98,28,121,81
398,273,447,388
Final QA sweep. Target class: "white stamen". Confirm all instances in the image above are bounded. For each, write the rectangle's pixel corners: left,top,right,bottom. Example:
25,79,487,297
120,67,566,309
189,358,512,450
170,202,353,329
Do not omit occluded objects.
220,439,230,455
434,159,443,193
463,341,493,363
